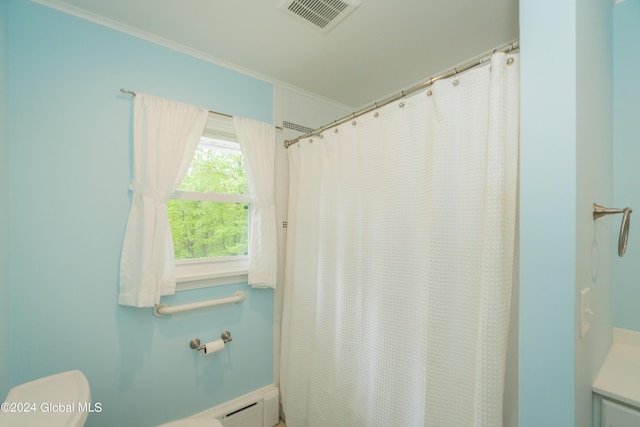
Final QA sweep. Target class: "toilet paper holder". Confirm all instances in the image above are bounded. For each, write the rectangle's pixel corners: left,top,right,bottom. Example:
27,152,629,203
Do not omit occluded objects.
190,331,232,351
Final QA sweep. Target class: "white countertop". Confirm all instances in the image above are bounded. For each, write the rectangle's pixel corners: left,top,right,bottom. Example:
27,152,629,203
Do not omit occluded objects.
593,328,640,408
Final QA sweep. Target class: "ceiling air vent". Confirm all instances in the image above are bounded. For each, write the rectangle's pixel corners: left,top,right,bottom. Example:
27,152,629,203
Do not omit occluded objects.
279,0,361,34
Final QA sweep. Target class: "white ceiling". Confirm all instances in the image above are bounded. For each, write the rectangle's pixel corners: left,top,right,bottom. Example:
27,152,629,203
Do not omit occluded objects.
40,0,519,109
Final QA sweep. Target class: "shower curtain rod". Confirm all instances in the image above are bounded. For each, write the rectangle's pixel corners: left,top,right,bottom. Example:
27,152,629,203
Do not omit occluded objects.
119,89,284,130
284,39,520,149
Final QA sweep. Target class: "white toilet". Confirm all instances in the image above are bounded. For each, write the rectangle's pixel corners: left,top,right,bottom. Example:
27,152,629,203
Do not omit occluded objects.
158,417,223,427
0,370,91,427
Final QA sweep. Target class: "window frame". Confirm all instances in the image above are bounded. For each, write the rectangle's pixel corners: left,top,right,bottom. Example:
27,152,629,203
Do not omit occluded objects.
171,113,251,290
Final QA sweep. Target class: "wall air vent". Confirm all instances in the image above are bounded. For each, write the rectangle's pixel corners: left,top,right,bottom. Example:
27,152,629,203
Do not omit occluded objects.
283,121,314,134
279,0,361,34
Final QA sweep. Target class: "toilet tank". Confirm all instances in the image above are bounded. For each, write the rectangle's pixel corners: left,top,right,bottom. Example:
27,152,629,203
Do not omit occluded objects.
0,370,92,427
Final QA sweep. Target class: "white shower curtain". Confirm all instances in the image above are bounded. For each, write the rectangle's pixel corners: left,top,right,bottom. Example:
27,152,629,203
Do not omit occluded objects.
280,53,519,426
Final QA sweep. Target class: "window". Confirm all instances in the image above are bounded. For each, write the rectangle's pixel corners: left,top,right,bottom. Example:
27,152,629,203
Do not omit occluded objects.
167,114,250,289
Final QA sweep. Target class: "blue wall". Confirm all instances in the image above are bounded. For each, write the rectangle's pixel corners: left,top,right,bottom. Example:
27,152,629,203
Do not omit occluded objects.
520,0,614,426
613,0,640,333
0,0,10,401
575,1,613,426
519,1,577,425
6,1,274,426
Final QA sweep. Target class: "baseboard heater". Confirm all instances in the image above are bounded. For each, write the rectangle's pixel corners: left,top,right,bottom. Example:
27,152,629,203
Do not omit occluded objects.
193,385,279,427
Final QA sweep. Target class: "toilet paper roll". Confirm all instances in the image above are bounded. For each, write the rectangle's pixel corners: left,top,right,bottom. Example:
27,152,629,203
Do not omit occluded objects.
203,339,225,355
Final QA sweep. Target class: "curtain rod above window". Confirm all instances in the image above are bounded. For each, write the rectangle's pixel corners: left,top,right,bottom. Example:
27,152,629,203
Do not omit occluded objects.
283,39,519,149
119,88,283,130
120,88,233,119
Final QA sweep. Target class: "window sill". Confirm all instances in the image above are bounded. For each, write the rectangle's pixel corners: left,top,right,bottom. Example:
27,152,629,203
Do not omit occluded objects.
175,256,249,291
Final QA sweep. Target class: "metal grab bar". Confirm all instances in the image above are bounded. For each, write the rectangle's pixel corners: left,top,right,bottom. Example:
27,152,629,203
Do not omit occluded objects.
152,291,245,317
593,204,632,257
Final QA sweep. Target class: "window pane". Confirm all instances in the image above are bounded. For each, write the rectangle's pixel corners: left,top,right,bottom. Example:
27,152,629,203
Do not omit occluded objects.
168,200,249,260
178,137,247,195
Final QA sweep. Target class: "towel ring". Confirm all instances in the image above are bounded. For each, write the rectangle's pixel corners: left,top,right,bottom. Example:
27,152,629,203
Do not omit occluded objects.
593,203,632,257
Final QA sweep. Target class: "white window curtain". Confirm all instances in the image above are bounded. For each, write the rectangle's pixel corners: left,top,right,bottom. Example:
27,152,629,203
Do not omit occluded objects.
233,116,278,288
280,53,519,426
119,94,208,307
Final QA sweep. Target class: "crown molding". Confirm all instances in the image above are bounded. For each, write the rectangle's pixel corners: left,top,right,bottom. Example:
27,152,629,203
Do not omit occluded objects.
30,0,357,112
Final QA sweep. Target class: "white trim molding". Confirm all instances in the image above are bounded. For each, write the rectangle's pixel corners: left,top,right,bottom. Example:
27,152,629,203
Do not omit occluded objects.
30,0,356,112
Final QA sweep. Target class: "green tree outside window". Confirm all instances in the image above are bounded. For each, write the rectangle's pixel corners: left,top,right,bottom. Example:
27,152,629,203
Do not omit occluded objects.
168,140,249,260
